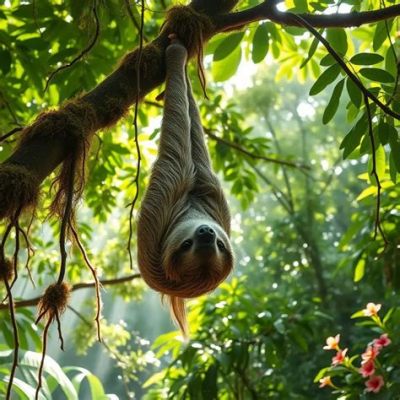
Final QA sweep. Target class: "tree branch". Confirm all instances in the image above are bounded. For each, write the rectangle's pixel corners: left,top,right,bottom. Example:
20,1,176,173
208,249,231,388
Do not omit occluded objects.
0,273,141,310
0,127,23,143
2,0,399,219
214,2,400,31
205,128,309,170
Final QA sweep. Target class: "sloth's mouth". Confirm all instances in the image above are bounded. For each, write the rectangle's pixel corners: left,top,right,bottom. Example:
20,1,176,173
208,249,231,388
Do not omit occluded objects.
196,242,216,252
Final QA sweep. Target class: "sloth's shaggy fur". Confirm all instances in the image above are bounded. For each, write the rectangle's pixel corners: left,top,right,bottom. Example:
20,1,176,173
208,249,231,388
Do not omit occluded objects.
137,40,233,336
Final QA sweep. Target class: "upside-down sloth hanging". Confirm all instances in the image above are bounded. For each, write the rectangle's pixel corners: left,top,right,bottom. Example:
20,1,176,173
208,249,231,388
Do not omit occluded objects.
137,36,234,336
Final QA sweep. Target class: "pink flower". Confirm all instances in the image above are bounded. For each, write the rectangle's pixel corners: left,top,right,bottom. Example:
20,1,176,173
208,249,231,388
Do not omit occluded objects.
361,345,380,365
373,333,391,349
365,375,384,393
323,334,340,351
360,360,375,377
363,303,381,317
319,376,334,388
332,348,348,365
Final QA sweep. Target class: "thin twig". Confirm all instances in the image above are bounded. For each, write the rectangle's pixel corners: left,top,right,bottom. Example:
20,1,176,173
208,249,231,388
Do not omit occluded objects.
44,0,100,92
289,12,400,121
17,226,35,287
67,305,135,399
127,0,144,270
0,127,23,143
57,156,76,285
381,0,399,106
35,319,50,400
0,274,141,310
4,278,19,400
364,95,388,245
251,164,293,214
70,224,102,342
0,92,21,127
54,311,64,351
11,220,20,287
124,0,149,42
213,2,400,31
205,129,309,170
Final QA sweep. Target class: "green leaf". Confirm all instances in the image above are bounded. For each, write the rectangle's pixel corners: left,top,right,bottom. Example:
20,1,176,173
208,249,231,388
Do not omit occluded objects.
377,120,394,145
69,369,106,399
346,78,362,108
351,310,366,319
375,145,386,178
7,377,45,400
359,68,394,83
350,52,384,65
354,258,365,282
300,34,319,68
212,46,242,82
320,54,335,66
368,146,386,185
0,49,11,75
213,32,244,61
389,139,400,173
314,367,331,383
385,46,397,77
202,365,218,399
323,79,344,124
389,151,398,183
20,351,78,399
357,186,377,201
143,371,166,389
252,24,269,64
340,114,368,159
309,63,340,96
326,28,348,55
20,37,49,51
293,0,309,12
373,19,393,51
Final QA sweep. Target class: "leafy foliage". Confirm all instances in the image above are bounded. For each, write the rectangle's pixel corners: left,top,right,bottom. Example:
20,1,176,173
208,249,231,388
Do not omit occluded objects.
1,0,400,399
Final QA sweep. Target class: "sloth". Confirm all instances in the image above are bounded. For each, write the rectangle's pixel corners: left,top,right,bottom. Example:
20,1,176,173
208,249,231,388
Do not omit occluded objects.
137,36,233,335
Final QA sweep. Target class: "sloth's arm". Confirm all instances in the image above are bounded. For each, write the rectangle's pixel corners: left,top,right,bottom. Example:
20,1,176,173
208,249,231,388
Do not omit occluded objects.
186,77,231,233
186,77,212,171
138,43,195,250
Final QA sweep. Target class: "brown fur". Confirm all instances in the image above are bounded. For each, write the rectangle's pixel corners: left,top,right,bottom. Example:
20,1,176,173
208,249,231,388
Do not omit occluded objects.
137,41,233,336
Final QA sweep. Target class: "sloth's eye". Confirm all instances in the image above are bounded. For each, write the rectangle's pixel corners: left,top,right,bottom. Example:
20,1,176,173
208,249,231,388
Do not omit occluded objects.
181,239,193,251
217,240,225,251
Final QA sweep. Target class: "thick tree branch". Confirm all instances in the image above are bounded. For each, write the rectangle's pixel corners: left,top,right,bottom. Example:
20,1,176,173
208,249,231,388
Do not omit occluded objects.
0,273,141,310
1,0,399,220
214,2,400,31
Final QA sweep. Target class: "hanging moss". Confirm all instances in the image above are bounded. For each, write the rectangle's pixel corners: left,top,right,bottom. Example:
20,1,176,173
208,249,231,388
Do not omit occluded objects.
16,98,98,218
0,164,40,220
37,282,71,320
0,257,13,283
163,5,215,57
191,0,240,15
19,98,98,146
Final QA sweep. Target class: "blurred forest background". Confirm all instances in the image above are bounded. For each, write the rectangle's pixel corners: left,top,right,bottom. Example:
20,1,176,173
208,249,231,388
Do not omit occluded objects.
0,0,400,399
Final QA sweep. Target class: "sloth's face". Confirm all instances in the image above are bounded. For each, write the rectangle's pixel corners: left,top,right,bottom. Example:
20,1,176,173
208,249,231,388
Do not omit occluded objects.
162,219,233,297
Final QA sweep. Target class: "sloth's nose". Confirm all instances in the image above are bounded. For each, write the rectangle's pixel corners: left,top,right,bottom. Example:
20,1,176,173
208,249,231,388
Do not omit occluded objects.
195,225,216,244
